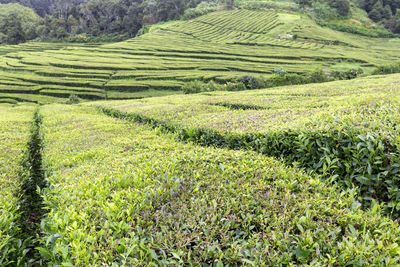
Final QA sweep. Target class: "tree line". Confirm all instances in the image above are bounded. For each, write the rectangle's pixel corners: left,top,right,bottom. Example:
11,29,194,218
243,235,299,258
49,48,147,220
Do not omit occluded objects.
0,0,220,44
358,0,400,32
1,0,400,45
296,0,400,33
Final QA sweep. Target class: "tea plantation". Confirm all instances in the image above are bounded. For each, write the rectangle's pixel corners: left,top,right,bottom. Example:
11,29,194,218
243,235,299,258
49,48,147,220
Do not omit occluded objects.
0,72,399,265
1,8,400,104
1,3,400,266
94,74,400,213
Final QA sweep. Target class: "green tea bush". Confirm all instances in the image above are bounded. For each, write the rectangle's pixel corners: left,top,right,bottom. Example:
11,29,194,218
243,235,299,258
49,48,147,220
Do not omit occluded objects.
373,62,400,75
66,94,80,104
318,21,397,38
181,1,220,20
331,68,364,80
17,108,47,264
0,105,35,265
98,106,400,216
239,0,299,11
182,80,207,94
213,102,264,110
37,104,400,265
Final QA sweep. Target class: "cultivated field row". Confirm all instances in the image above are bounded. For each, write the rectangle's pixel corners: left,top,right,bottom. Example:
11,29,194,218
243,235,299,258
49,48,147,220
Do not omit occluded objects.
1,103,400,265
93,73,400,214
1,9,400,104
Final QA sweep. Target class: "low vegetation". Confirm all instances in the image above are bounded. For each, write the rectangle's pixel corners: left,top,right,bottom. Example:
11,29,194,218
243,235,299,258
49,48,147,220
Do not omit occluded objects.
23,104,400,265
0,104,35,265
0,72,399,264
93,73,400,215
1,0,400,265
0,7,400,104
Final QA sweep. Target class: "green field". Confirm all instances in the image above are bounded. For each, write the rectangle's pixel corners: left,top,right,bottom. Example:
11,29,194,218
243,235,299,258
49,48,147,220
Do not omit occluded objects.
93,73,400,213
0,74,399,264
94,74,400,134
0,104,35,265
2,2,400,265
1,8,400,103
6,104,396,265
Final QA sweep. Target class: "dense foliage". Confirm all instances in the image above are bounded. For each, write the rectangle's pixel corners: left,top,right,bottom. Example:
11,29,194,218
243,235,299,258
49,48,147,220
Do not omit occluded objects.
357,0,400,32
0,105,35,265
35,104,400,265
0,3,42,44
0,0,219,43
94,73,400,215
2,0,400,44
296,0,351,18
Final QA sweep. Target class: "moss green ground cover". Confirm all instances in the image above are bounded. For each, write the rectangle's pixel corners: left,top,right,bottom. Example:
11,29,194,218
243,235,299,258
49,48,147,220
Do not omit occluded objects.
28,104,400,265
0,8,400,103
0,104,35,265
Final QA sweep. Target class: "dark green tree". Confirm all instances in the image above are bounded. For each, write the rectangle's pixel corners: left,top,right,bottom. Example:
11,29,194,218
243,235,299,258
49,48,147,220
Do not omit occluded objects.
383,4,393,19
1,12,26,44
296,0,312,13
369,0,385,21
330,0,351,17
225,0,234,9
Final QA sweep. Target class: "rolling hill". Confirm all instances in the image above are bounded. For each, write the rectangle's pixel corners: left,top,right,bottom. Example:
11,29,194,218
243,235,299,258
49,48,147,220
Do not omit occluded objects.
0,8,400,103
1,2,400,265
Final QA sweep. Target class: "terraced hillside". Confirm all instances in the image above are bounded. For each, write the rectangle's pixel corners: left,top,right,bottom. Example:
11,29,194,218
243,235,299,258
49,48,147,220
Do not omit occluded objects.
1,8,400,103
94,73,400,214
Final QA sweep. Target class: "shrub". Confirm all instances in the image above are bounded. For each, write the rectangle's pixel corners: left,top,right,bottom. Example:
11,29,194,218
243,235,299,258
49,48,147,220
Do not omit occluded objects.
66,94,80,104
373,62,400,74
240,75,263,89
236,81,247,91
98,106,400,217
204,80,219,92
181,1,220,20
307,69,329,83
225,82,237,91
182,80,206,94
181,68,363,95
331,68,364,80
317,21,397,38
273,67,288,76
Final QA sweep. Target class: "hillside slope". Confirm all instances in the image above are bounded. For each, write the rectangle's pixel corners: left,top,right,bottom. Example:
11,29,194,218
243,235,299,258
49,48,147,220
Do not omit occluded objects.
0,8,400,103
93,73,400,214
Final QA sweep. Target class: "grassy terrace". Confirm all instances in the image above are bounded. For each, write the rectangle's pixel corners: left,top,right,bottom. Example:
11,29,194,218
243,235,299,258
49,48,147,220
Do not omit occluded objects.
93,73,400,214
1,9,400,103
0,104,35,265
33,104,400,265
0,42,100,56
93,74,400,135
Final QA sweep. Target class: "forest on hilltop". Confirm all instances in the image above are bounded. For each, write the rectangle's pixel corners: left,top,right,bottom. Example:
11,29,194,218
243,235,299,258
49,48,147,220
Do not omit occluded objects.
0,0,400,44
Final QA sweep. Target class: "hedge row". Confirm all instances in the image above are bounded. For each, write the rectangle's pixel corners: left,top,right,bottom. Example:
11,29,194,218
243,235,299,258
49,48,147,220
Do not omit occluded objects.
97,106,400,216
